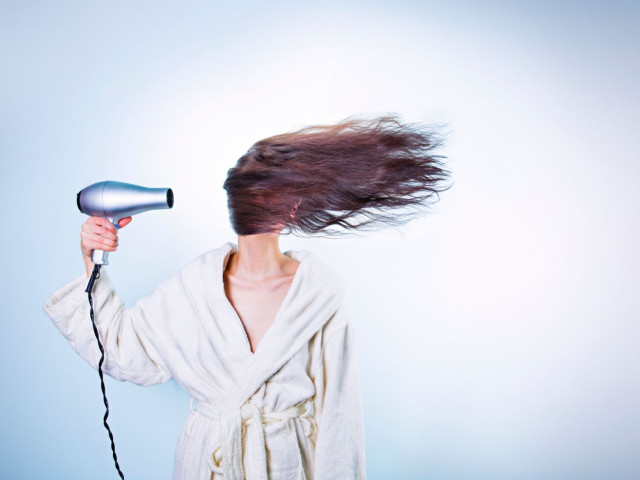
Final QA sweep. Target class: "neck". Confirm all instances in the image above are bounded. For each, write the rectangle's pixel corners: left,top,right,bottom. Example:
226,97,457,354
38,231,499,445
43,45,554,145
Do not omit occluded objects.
228,232,289,281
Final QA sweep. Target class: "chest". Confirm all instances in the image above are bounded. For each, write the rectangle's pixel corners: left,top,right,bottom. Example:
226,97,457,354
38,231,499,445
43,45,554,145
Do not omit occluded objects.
223,273,296,353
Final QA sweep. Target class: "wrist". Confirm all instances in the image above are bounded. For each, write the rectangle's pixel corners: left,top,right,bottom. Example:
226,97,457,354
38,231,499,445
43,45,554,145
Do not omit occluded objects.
83,254,95,278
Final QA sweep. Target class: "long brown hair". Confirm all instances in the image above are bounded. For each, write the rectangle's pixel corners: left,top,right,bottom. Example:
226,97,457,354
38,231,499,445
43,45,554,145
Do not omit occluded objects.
222,115,450,237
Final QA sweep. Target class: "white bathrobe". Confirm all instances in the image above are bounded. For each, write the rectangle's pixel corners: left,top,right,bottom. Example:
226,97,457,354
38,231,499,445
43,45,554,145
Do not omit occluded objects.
43,242,366,480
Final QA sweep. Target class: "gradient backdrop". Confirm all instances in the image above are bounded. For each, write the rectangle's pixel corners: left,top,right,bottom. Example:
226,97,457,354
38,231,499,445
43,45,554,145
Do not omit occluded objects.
1,1,639,479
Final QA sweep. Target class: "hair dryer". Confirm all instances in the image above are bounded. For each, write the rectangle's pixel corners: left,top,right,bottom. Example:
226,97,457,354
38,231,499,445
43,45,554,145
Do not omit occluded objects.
75,180,173,479
77,180,174,265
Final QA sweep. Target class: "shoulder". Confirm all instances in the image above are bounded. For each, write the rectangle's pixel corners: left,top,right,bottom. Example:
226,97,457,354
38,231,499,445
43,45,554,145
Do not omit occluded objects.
291,249,351,346
145,242,233,298
177,242,235,277
288,248,346,297
191,241,235,266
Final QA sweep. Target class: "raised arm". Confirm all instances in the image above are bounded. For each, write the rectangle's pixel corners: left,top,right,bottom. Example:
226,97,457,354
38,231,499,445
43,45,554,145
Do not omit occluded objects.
43,216,172,386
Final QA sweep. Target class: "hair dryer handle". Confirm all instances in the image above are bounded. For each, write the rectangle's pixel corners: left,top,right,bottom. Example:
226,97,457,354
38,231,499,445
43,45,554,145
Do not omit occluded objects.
91,249,110,266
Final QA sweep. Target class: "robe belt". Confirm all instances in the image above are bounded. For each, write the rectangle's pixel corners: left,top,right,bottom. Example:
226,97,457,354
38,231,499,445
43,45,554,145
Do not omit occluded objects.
189,397,314,479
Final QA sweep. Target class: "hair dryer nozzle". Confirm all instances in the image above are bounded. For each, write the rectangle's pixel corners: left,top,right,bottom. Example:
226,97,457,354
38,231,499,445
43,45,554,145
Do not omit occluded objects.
167,188,174,208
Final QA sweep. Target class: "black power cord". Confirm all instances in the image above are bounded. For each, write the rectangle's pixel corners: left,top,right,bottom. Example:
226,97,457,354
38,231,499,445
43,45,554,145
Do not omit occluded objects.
85,263,126,479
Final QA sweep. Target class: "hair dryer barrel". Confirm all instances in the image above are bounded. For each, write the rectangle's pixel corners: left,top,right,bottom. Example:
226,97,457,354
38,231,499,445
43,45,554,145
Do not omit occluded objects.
76,180,174,265
77,181,174,223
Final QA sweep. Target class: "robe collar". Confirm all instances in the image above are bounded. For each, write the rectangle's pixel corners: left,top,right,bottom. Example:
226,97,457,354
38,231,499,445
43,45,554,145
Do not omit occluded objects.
189,242,344,479
218,242,308,358
206,241,343,410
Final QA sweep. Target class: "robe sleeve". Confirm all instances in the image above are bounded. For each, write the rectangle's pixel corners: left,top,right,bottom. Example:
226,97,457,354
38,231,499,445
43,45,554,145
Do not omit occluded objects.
43,269,172,386
313,319,367,479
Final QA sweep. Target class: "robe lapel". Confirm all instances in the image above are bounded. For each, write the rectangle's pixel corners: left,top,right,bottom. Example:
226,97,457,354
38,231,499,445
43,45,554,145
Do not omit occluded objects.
191,242,343,479
214,242,343,410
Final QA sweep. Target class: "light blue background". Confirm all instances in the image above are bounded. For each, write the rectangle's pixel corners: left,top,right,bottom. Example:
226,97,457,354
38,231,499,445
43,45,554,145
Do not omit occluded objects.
2,1,639,479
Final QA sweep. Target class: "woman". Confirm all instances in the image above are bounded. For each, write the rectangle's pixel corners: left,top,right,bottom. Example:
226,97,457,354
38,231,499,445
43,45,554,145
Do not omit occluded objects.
43,115,449,480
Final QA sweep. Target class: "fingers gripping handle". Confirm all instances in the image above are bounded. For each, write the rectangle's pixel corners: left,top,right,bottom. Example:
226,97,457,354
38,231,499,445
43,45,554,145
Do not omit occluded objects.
91,220,120,266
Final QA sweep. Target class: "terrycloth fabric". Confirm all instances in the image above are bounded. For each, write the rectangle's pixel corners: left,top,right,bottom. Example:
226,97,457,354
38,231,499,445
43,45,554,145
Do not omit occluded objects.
43,242,366,480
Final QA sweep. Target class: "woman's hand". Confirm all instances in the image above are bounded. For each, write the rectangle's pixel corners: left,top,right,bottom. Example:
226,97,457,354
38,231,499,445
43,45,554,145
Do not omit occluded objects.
81,216,133,277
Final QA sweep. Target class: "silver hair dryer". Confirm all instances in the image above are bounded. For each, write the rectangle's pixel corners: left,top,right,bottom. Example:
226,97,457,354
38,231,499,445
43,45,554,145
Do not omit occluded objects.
77,180,174,265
